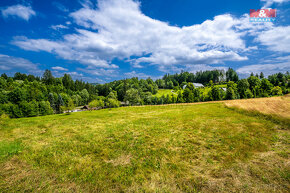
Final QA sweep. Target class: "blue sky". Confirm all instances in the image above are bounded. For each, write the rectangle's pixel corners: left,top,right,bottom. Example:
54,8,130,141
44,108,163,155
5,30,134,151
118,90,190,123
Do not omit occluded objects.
0,0,289,83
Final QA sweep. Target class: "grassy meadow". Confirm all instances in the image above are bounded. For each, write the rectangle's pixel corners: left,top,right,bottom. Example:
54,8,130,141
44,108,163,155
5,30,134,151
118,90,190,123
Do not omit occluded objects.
153,89,177,97
0,97,289,192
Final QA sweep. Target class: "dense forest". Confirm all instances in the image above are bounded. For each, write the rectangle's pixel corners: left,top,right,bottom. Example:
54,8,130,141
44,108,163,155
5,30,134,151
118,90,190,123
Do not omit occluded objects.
0,69,289,118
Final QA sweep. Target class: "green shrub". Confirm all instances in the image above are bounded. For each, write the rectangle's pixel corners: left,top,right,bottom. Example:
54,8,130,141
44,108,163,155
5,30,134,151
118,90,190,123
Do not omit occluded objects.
39,101,54,116
106,98,121,108
271,86,283,96
89,99,105,108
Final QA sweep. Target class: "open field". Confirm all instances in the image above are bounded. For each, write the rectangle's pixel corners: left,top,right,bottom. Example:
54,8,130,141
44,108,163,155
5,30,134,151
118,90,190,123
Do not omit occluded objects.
153,89,177,97
214,84,227,88
0,97,289,192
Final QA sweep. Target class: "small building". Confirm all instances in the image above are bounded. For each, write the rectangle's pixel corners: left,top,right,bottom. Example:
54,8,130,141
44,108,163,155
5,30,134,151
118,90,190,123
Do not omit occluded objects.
183,83,204,89
120,101,129,106
81,105,90,110
71,109,81,113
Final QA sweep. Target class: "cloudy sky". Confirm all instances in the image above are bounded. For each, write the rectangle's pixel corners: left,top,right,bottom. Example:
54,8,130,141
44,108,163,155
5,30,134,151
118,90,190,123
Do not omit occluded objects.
0,0,289,83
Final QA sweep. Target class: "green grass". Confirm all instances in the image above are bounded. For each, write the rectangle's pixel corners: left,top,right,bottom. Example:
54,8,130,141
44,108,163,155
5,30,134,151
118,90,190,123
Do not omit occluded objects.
0,103,289,192
153,89,177,97
0,140,23,161
215,84,227,88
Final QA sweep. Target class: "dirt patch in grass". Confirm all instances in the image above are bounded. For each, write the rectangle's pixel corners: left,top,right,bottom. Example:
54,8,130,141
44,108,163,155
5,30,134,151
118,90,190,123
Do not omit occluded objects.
106,154,132,166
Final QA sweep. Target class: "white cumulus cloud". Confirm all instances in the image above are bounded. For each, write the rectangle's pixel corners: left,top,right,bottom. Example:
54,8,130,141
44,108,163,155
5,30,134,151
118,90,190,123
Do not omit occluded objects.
51,66,68,71
124,71,151,79
1,4,36,21
255,26,290,53
51,24,69,30
0,54,39,72
12,0,251,73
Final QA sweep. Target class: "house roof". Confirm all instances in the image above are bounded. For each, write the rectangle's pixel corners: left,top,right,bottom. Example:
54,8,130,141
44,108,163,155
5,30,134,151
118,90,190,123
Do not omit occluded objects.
82,105,89,109
183,83,204,89
193,83,204,87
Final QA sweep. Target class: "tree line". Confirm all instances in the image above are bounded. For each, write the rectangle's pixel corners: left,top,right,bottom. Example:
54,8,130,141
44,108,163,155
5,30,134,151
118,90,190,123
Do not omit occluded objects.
0,70,97,118
0,69,289,118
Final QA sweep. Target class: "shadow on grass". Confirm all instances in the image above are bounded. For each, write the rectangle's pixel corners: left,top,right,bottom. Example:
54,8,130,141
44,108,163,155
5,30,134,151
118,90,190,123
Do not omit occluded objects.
60,113,72,116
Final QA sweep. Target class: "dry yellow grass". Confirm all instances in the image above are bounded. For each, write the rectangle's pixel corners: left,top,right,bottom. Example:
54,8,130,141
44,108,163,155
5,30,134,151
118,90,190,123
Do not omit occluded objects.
224,95,290,119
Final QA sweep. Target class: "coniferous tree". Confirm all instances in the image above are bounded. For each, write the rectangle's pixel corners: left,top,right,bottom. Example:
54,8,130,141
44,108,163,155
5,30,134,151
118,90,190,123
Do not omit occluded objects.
42,70,55,85
260,72,264,79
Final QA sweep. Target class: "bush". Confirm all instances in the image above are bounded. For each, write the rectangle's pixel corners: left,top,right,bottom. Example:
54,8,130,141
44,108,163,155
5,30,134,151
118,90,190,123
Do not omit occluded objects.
89,99,105,108
106,98,121,108
209,86,223,101
8,87,27,104
39,101,53,116
19,101,39,117
225,87,236,100
0,113,10,120
261,78,273,94
177,92,185,103
245,89,254,98
271,86,283,96
173,86,180,92
11,104,23,118
66,99,75,112
124,88,142,105
0,103,12,118
237,79,250,99
0,91,8,104
60,99,76,114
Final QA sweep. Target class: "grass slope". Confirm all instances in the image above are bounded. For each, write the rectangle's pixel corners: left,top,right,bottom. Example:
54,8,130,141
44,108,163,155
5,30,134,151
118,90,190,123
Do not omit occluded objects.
153,89,177,97
0,100,289,192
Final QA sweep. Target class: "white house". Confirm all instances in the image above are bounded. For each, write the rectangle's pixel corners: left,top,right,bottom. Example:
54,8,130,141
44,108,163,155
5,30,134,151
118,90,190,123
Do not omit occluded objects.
183,83,204,89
